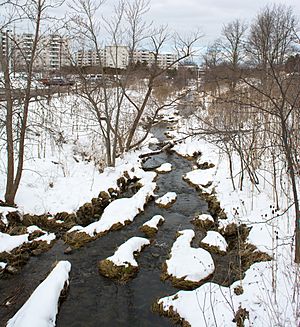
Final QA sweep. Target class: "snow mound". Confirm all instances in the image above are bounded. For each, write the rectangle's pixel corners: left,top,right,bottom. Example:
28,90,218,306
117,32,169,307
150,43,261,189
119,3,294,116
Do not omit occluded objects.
155,192,177,207
7,261,71,327
156,163,172,173
166,230,215,282
197,214,214,222
107,236,150,267
142,215,165,230
173,140,202,158
201,231,228,252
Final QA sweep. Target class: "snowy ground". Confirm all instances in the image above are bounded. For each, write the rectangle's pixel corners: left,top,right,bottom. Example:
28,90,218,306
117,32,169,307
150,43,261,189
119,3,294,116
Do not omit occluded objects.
0,91,299,326
156,107,300,327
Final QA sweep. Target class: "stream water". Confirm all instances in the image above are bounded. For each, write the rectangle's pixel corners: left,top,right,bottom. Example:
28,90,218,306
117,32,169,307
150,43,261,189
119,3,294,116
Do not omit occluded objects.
0,121,212,327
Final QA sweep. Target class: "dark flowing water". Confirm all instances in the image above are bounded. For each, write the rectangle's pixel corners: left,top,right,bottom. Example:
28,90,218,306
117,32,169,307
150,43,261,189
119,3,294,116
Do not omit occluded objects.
0,122,210,327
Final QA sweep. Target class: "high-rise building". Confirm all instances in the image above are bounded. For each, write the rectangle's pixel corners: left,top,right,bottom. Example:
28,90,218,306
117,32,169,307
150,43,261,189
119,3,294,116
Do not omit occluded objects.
0,29,13,71
105,45,129,69
1,32,71,72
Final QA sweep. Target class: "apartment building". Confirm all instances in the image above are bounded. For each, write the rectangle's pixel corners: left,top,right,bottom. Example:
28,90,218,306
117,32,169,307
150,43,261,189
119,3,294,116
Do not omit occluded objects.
42,34,70,70
133,50,178,69
0,29,13,71
75,49,105,67
0,32,70,71
75,45,178,70
105,45,129,69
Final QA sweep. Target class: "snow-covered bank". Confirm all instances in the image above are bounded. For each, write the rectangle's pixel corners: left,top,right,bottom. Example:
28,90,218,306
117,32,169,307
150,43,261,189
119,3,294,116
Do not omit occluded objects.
0,94,156,216
7,261,71,327
0,226,55,254
158,259,298,327
155,108,300,327
67,169,156,239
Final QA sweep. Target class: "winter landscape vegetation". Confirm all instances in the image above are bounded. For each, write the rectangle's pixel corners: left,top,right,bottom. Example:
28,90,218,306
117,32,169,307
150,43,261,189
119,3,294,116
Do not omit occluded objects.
0,0,300,326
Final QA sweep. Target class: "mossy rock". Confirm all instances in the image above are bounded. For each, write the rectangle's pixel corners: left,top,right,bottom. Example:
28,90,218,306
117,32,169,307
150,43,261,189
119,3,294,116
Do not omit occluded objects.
0,216,6,232
191,217,215,230
28,230,45,241
233,306,249,327
196,162,215,170
176,152,200,161
198,191,227,220
219,223,251,249
98,259,139,282
139,225,158,238
6,225,28,236
63,231,95,249
0,239,54,276
54,212,77,225
152,301,191,327
6,211,23,226
156,198,177,209
22,213,74,232
240,243,272,271
117,176,127,190
98,191,111,200
199,242,226,256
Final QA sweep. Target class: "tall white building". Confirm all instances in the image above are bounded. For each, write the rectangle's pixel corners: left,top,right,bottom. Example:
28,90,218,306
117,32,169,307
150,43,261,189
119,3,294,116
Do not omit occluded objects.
105,45,129,69
1,32,71,71
75,49,105,67
42,34,70,70
0,29,12,71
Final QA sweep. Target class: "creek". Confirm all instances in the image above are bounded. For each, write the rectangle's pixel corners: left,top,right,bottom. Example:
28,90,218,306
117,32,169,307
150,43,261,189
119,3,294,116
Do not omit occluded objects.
0,121,214,327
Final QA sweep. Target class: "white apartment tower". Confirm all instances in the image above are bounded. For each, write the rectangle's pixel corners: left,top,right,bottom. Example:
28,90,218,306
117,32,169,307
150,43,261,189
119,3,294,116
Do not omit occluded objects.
105,45,129,69
1,32,70,71
0,29,12,71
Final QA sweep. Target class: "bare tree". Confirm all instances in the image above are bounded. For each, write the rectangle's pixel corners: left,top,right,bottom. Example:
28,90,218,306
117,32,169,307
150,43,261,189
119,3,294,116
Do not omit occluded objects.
247,4,297,71
67,0,201,166
220,19,247,91
0,0,65,206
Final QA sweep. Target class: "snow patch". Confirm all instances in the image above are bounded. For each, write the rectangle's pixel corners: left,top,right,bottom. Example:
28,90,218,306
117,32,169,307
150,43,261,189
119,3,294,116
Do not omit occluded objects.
156,163,172,173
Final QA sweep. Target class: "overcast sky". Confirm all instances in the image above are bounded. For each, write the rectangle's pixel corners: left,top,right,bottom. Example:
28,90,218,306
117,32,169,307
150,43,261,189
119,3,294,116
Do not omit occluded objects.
141,0,300,45
17,0,300,50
